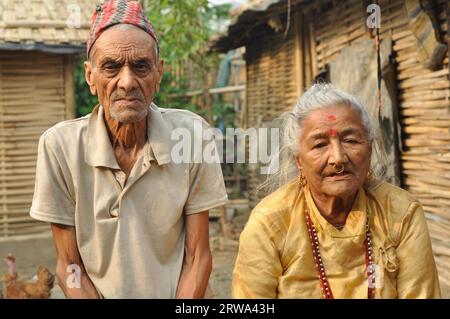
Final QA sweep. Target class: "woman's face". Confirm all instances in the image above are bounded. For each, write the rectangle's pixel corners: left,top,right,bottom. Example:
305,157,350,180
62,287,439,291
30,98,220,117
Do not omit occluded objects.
296,104,372,199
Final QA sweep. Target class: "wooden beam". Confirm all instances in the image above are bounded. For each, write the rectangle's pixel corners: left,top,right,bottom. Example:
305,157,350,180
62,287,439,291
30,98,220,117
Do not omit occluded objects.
168,85,246,98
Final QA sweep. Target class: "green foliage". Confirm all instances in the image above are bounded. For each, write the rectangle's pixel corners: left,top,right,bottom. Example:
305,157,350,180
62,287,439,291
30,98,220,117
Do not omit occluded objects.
145,0,230,64
146,0,232,126
74,56,98,117
153,70,200,113
74,0,233,126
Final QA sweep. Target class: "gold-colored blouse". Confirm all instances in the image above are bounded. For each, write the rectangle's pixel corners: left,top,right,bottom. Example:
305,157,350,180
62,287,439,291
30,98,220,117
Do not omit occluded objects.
232,181,441,299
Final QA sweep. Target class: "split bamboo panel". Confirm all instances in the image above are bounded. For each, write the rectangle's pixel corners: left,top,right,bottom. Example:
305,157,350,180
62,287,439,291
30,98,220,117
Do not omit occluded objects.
314,0,366,71
245,17,300,206
313,0,450,294
392,0,450,294
0,50,72,238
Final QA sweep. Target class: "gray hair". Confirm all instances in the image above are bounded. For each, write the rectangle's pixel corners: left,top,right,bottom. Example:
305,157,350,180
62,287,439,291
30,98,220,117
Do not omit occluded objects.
260,83,387,194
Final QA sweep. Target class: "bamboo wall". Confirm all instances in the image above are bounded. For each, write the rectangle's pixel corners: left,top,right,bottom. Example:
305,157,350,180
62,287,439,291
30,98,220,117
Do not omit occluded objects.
0,50,74,237
243,0,449,292
245,20,301,205
305,0,450,292
392,0,450,289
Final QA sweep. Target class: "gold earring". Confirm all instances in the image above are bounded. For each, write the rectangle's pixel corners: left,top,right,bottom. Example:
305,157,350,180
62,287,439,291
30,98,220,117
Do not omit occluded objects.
298,170,307,187
367,170,375,182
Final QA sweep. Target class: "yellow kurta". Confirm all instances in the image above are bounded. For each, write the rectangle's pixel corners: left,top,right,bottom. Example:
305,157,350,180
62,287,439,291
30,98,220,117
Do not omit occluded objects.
232,181,441,299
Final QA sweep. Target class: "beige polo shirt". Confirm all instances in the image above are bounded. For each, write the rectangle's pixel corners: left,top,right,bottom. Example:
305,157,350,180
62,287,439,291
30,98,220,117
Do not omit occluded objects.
30,104,228,298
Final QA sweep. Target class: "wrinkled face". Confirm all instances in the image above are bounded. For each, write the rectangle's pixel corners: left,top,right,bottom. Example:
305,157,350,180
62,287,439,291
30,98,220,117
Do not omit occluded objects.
84,25,163,124
296,105,372,198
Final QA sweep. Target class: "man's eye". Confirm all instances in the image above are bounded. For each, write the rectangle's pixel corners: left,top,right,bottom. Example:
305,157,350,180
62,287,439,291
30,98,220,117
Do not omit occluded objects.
104,64,120,71
134,63,150,71
344,139,358,144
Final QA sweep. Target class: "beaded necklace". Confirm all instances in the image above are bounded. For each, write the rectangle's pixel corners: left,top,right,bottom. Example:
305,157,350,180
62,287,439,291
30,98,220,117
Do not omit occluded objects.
305,207,375,299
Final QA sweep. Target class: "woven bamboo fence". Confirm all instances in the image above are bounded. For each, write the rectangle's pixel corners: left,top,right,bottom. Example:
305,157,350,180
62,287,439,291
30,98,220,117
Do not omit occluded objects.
300,0,450,291
0,50,74,237
242,0,449,291
243,5,320,205
245,19,301,205
391,0,450,289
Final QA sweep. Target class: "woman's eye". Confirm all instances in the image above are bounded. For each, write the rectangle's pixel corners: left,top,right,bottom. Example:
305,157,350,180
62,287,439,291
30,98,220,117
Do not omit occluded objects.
344,139,358,144
313,143,327,149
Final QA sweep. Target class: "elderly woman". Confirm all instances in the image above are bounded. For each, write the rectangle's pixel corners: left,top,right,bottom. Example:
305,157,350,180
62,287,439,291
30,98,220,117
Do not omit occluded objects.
232,84,441,299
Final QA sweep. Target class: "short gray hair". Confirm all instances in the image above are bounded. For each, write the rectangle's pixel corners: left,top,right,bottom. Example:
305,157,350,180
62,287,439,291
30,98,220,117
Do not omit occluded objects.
260,83,387,194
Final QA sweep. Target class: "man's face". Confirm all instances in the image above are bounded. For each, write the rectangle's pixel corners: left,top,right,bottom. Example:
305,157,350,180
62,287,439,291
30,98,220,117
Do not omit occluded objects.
84,25,164,124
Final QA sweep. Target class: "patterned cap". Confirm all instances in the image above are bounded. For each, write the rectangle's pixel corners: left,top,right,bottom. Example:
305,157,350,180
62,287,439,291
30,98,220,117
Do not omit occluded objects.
87,0,158,57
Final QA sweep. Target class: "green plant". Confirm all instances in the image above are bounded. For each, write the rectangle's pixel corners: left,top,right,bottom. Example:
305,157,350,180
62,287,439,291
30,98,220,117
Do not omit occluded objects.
74,56,98,117
74,1,232,124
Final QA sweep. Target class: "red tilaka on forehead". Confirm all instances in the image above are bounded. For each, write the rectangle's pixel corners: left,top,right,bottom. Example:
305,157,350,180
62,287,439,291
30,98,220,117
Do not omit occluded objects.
328,128,338,137
326,114,338,137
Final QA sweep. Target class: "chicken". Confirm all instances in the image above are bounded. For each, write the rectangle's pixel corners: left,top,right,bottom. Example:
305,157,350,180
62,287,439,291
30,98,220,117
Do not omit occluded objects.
1,254,55,299
3,254,18,282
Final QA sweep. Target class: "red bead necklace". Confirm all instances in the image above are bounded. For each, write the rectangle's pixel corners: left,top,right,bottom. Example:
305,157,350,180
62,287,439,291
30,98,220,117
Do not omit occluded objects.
305,207,375,299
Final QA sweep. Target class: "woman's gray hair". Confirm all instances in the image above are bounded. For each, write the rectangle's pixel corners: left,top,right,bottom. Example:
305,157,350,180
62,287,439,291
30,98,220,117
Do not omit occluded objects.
260,83,387,194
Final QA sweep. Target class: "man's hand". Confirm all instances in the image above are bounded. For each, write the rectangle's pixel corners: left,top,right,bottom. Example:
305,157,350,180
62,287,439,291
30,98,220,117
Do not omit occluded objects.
176,211,212,299
51,223,101,299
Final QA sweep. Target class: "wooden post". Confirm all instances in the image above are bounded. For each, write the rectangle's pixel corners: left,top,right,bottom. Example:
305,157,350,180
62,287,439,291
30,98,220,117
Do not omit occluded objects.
0,52,6,237
294,11,304,96
303,14,312,87
202,67,214,125
64,55,75,120
309,13,318,80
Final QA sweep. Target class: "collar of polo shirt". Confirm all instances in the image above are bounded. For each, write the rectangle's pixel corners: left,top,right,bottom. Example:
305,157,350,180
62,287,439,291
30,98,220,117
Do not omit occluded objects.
85,104,171,168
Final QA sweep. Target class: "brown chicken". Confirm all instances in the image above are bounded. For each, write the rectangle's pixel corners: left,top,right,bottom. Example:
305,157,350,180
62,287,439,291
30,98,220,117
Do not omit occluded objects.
1,254,55,299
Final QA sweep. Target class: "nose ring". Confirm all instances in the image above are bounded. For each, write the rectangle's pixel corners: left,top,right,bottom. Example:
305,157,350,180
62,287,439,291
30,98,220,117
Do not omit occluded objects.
333,163,344,174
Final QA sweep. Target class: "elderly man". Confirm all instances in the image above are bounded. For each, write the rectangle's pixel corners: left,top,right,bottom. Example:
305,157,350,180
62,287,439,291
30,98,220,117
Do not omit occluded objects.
29,0,227,299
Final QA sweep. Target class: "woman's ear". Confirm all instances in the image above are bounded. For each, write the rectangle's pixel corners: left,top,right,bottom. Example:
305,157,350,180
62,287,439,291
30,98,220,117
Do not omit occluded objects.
84,61,97,96
295,156,302,170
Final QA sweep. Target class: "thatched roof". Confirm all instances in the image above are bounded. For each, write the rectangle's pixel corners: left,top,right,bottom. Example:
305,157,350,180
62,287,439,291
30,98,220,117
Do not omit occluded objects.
0,0,95,53
212,0,313,53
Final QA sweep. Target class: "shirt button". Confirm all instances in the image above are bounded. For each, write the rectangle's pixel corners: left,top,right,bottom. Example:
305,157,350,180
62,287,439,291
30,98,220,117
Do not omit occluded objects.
110,209,119,217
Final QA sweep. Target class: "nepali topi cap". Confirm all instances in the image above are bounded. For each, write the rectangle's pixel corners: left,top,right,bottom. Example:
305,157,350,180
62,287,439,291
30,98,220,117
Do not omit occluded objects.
86,0,158,57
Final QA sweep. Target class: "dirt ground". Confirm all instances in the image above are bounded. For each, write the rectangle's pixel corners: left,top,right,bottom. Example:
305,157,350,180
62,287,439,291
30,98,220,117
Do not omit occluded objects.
1,206,449,299
0,206,251,300
209,206,250,299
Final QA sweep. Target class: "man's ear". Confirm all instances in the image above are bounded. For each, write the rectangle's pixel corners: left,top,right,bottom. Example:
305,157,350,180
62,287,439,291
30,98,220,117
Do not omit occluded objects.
84,61,97,96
